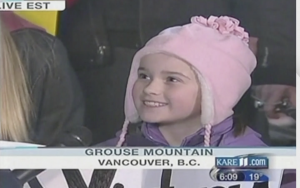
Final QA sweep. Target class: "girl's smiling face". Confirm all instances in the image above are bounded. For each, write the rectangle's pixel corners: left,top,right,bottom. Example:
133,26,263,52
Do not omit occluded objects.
132,53,201,124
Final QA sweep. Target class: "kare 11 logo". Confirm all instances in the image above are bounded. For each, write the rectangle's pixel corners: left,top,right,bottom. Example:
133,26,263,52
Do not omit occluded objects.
215,154,269,169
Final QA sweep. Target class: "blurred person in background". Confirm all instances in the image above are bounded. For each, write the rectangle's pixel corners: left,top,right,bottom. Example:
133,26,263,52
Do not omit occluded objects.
252,0,296,126
251,0,296,146
0,12,85,145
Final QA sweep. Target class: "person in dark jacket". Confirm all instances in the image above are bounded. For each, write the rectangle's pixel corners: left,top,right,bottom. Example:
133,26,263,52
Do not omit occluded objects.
251,0,296,127
0,12,85,145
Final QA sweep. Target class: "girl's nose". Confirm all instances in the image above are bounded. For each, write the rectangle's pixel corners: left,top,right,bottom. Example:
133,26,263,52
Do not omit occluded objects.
143,80,163,95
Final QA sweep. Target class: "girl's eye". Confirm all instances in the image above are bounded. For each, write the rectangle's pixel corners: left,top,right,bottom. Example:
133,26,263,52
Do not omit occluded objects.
138,73,150,80
166,77,180,83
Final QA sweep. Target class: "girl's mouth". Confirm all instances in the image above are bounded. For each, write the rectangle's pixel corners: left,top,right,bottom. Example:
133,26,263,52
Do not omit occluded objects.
143,100,168,107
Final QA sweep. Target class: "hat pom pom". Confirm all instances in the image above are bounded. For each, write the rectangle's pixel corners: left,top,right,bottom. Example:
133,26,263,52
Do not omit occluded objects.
191,16,249,45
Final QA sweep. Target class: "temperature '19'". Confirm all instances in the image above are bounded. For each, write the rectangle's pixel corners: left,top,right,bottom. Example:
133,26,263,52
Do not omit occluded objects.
249,173,260,181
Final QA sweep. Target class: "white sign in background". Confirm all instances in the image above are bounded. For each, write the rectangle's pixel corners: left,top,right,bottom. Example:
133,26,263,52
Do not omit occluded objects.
22,169,284,188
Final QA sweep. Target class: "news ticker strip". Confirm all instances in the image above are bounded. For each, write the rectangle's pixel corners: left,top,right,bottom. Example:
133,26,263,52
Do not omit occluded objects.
0,148,295,169
0,1,65,11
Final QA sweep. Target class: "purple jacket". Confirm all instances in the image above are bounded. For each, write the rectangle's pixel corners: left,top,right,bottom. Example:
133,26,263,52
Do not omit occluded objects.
98,117,296,188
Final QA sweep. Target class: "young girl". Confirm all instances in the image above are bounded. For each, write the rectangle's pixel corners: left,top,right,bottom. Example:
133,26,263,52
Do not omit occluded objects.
93,15,295,188
100,15,265,148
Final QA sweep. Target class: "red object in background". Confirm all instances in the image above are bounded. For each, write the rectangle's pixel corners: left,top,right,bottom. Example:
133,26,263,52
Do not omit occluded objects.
66,0,80,8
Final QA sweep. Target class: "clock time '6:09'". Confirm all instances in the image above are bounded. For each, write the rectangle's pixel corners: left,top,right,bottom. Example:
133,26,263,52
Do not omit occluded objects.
217,171,245,181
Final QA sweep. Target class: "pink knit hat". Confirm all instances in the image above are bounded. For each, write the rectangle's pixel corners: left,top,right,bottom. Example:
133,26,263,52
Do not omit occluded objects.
117,16,257,146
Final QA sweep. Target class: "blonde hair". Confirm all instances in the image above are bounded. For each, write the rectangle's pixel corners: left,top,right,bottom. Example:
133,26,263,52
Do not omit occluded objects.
0,21,32,142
